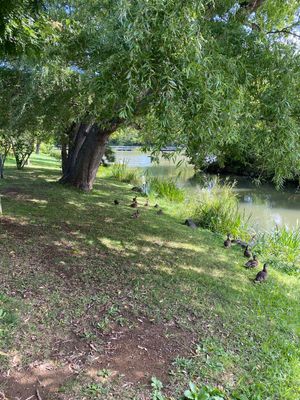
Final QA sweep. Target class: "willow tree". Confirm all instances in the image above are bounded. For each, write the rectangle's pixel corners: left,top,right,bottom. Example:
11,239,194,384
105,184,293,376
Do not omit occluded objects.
2,1,300,189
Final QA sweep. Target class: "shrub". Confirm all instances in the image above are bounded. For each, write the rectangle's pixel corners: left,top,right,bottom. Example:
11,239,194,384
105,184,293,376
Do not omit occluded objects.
48,147,61,160
111,161,141,185
148,176,185,202
190,178,250,239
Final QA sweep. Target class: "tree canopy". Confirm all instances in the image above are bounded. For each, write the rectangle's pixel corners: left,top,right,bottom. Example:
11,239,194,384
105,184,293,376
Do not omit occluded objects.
1,0,299,188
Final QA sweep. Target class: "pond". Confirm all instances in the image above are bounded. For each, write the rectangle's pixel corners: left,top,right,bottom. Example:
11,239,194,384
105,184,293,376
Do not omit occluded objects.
112,146,300,231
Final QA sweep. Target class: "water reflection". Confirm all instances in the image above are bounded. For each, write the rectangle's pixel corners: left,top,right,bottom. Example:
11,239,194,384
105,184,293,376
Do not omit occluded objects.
112,147,300,230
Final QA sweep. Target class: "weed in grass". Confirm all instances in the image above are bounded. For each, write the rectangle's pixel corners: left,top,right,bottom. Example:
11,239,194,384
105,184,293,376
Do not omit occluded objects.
183,382,225,400
151,377,165,400
84,382,108,397
97,368,111,378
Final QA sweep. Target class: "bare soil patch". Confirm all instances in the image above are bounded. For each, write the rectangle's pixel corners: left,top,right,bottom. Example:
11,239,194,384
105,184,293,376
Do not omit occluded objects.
90,320,195,384
1,320,194,399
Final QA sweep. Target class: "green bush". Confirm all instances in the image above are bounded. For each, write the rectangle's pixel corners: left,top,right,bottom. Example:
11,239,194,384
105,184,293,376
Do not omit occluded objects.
110,161,141,185
148,176,185,202
190,178,250,239
39,142,54,154
48,147,61,160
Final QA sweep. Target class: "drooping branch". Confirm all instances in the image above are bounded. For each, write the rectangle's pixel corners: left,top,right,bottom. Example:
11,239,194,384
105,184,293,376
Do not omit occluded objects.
239,0,266,12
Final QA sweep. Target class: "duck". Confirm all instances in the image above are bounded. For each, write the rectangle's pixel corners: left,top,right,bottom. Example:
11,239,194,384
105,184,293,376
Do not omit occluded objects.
237,239,248,248
130,197,138,208
254,263,268,283
244,245,252,258
224,233,232,248
245,255,258,268
154,204,159,208
114,199,119,205
131,209,140,219
144,199,149,207
157,209,163,215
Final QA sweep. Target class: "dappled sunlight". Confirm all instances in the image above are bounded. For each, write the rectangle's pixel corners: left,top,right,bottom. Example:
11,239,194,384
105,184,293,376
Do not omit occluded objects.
140,235,206,253
99,237,126,252
28,198,48,204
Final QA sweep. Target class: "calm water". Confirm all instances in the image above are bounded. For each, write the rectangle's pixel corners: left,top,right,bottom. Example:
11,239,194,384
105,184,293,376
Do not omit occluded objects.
113,147,300,231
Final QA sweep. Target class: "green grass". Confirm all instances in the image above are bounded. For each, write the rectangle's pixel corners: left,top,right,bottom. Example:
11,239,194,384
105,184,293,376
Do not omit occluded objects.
0,293,18,365
0,155,299,399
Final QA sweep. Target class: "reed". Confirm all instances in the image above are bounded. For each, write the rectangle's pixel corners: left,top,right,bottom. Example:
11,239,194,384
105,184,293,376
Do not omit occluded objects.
189,178,250,239
254,225,300,272
148,176,185,202
110,161,141,185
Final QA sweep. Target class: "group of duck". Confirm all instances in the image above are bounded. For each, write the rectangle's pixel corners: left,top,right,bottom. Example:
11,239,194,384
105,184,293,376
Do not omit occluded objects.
114,196,163,218
224,234,268,283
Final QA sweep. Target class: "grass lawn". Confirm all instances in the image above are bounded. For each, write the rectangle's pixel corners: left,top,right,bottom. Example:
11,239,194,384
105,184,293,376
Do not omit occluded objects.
0,155,299,399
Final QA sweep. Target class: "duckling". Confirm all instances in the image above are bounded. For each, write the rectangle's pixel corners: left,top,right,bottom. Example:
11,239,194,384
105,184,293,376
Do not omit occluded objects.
254,263,268,283
133,197,137,202
131,209,140,219
144,199,149,207
224,233,231,248
130,198,138,208
245,255,258,269
244,245,252,258
154,204,159,208
114,199,119,205
157,209,163,215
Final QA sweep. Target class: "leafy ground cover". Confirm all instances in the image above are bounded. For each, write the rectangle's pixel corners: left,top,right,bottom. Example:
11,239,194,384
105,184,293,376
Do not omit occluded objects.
0,155,299,399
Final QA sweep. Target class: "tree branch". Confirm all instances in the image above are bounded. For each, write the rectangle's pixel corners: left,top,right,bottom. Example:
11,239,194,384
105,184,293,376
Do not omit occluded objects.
267,29,300,39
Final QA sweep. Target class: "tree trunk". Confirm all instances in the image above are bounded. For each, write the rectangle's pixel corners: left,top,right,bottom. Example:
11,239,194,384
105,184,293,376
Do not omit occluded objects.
59,122,118,191
0,154,4,179
35,142,41,154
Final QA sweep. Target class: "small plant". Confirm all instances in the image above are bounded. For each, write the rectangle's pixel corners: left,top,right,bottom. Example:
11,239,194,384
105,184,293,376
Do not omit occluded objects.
84,382,107,397
183,382,225,400
95,316,110,332
151,377,165,400
148,176,185,202
173,356,195,375
97,368,111,378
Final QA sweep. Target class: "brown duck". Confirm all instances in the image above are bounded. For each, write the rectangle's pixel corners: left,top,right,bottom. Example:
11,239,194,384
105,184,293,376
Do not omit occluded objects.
131,209,140,219
130,197,138,208
157,209,163,215
224,233,231,248
245,255,258,268
254,263,268,283
244,245,252,258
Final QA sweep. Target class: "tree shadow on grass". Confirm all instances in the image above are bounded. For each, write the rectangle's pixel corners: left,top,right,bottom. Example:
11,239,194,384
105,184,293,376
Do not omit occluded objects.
1,166,300,399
